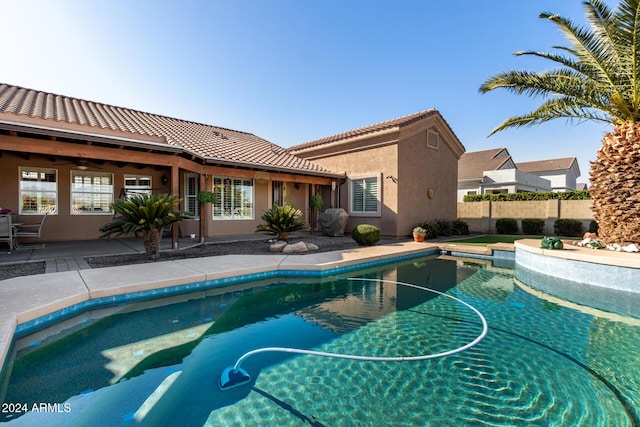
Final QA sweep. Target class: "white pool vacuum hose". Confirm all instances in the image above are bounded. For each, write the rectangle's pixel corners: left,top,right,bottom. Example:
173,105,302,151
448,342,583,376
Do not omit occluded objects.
219,277,488,390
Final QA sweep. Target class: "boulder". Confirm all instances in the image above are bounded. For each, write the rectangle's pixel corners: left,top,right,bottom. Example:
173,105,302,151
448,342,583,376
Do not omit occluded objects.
269,240,288,253
306,242,319,251
318,208,349,237
282,241,309,254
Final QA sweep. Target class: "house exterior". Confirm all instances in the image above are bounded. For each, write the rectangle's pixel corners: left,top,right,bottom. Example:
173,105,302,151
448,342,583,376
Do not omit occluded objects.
289,110,466,238
515,157,581,192
458,148,551,201
0,83,343,247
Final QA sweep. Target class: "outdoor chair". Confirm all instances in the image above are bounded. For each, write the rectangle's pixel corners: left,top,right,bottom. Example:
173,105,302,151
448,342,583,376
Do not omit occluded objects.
0,214,14,253
14,213,48,248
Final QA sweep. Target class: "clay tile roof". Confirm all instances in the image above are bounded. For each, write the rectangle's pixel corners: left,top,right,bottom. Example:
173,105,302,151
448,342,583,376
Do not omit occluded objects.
515,157,577,173
0,83,336,176
289,109,442,152
458,148,513,180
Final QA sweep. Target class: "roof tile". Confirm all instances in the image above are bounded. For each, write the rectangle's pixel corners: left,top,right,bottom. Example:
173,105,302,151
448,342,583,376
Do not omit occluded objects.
289,109,440,151
0,83,332,175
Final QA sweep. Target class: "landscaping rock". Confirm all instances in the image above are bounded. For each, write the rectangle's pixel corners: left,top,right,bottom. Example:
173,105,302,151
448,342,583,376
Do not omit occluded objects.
269,240,288,253
282,241,309,253
306,242,319,251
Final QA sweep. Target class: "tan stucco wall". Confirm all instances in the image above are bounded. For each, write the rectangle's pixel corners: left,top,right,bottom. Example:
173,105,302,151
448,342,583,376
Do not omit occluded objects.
308,143,399,236
457,200,594,234
397,129,459,236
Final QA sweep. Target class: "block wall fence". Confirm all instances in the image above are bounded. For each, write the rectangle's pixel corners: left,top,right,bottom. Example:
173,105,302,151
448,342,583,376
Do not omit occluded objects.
457,200,594,234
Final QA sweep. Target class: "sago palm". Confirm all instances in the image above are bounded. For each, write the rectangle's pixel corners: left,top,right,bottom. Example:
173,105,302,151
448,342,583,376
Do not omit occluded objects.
480,0,640,244
256,204,307,242
100,193,191,260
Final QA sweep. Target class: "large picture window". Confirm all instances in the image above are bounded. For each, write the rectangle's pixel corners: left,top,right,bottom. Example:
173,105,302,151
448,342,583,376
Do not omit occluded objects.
71,171,114,214
212,177,253,219
350,176,380,215
19,167,58,214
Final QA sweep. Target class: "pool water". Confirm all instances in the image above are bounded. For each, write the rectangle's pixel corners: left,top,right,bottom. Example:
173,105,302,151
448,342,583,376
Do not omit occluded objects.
1,256,639,426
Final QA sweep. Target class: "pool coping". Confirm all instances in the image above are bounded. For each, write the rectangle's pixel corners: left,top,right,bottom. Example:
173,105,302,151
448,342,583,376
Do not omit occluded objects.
0,241,445,372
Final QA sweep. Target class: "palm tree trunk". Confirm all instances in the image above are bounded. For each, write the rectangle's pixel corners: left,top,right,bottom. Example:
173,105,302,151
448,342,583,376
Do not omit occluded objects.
589,122,640,244
143,229,161,260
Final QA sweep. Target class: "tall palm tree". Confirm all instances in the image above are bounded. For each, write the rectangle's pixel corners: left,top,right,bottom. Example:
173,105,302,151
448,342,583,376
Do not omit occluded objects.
480,0,640,244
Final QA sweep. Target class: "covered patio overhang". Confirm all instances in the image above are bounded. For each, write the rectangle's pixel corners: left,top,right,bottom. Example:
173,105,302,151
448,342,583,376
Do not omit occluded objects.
0,118,344,248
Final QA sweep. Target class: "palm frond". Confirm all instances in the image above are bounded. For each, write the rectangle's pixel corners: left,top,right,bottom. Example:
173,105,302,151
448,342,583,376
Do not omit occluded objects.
481,0,640,133
488,97,613,135
99,193,192,238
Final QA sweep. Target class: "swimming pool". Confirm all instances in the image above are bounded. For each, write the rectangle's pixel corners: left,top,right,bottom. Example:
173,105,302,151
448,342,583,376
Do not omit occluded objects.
1,255,638,426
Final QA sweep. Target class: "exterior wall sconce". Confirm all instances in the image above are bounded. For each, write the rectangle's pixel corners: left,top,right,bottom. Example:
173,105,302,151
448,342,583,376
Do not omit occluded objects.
161,175,168,185
294,182,301,190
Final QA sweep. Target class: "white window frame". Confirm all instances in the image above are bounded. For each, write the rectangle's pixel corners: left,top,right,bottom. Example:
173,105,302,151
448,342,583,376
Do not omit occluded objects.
185,173,200,218
19,167,58,215
124,174,152,198
70,171,114,215
349,174,381,217
212,176,254,220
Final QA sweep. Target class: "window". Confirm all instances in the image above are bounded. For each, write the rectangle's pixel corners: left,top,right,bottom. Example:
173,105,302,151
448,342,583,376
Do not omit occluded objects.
272,181,284,206
71,171,114,214
466,191,477,196
124,175,152,198
427,130,439,149
185,173,199,217
19,167,58,214
212,177,253,219
350,176,380,215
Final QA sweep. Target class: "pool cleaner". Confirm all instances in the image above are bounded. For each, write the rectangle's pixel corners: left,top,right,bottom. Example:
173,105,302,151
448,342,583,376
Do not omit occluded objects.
219,277,488,391
219,366,252,390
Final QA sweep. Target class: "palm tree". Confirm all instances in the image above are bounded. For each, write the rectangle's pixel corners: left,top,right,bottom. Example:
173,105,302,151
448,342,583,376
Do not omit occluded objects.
100,194,192,260
479,0,640,244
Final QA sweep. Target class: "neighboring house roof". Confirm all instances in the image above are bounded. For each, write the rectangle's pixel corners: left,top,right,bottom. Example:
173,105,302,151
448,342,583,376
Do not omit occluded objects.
576,182,588,190
288,109,464,155
0,83,338,176
458,148,514,181
515,157,578,174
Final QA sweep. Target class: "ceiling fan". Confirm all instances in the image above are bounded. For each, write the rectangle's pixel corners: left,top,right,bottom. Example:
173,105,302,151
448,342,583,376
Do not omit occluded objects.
51,158,105,170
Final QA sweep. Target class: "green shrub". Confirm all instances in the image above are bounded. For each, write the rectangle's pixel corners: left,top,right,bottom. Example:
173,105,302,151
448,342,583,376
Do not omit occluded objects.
495,218,518,234
452,219,470,235
417,222,438,239
589,220,599,234
554,219,584,237
463,190,591,202
522,218,545,235
256,204,307,242
435,218,453,236
351,224,381,246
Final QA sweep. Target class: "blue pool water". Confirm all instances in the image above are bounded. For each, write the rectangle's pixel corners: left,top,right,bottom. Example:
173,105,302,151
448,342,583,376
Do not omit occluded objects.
1,256,639,426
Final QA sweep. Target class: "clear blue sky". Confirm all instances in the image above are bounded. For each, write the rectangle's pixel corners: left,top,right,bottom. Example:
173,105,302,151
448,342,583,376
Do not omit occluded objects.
3,0,619,184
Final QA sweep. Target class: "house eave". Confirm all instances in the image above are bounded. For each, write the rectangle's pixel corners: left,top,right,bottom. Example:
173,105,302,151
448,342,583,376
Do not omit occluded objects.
203,157,346,179
0,120,183,154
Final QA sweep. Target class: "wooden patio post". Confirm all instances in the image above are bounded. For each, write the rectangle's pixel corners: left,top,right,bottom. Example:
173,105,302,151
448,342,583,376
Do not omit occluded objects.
171,166,180,249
